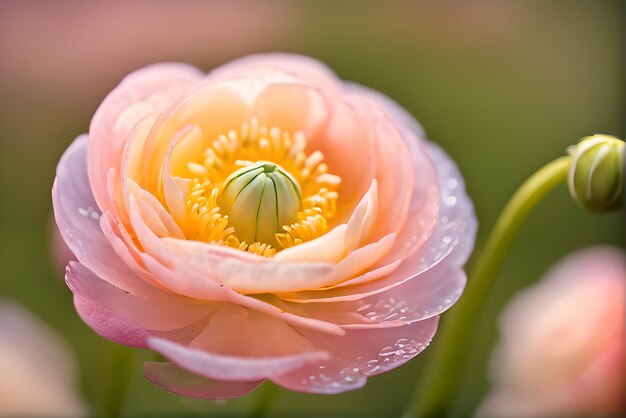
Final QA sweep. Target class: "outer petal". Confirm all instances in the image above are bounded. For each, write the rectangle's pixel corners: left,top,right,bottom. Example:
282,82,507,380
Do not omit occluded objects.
344,265,466,327
65,262,215,348
344,81,426,139
52,135,156,296
271,317,439,394
272,262,466,328
205,52,343,93
144,362,263,399
88,63,203,212
346,82,440,263
425,141,477,267
349,96,414,242
149,337,329,382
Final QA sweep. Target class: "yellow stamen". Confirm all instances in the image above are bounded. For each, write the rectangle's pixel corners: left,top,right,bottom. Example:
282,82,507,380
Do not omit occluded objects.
179,118,341,257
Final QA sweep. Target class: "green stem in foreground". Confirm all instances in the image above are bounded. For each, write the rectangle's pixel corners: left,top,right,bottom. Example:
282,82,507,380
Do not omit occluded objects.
249,381,279,418
102,345,134,418
402,155,572,418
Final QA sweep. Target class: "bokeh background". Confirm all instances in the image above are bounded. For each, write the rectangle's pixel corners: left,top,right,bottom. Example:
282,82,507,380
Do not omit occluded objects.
0,0,623,416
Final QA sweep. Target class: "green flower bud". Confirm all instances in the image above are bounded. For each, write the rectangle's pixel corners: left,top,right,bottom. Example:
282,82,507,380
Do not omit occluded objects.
568,134,624,213
218,162,301,247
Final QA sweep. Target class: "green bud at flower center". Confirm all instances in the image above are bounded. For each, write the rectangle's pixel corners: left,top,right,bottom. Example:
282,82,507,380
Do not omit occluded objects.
218,161,302,247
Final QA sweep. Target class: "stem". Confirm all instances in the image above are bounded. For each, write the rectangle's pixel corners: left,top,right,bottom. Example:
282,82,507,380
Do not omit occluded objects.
101,345,134,418
402,156,571,418
249,381,278,418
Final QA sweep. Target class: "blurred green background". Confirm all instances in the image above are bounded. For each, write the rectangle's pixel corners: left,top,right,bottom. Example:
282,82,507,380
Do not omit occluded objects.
0,0,623,416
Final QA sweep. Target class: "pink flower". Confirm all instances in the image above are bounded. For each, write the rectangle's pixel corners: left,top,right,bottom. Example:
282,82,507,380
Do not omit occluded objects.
0,299,87,417
53,53,476,397
479,247,625,417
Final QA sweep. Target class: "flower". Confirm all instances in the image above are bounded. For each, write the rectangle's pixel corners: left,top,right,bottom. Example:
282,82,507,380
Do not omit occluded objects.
568,134,624,213
51,215,75,274
478,247,625,417
0,299,87,417
53,53,476,397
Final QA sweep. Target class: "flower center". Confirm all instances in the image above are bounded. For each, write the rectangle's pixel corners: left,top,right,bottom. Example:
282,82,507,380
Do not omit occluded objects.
218,161,301,248
181,119,341,257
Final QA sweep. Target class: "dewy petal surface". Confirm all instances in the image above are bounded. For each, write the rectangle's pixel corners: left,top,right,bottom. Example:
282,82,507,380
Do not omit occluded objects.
270,317,439,394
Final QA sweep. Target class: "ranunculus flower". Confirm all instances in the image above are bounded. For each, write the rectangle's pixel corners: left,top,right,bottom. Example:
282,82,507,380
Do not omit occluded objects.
53,53,476,397
479,247,625,417
0,299,87,417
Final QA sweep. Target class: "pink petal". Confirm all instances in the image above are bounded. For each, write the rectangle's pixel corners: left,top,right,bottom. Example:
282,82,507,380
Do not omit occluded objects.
346,82,470,265
65,262,214,347
144,362,263,399
140,80,251,195
154,256,346,335
278,140,476,303
343,180,378,253
52,135,148,294
113,113,162,224
271,317,439,394
273,225,348,263
251,81,329,139
160,125,201,220
344,81,426,139
185,304,319,357
314,233,397,287
307,98,378,225
88,63,203,212
342,265,466,327
148,337,329,382
126,179,183,239
72,293,148,348
99,211,175,295
355,96,414,241
374,132,439,265
273,262,465,327
156,231,394,294
329,260,403,288
206,53,342,93
422,141,477,267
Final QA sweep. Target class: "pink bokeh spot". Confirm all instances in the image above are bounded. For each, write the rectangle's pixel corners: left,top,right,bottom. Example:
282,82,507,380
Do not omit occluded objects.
479,247,625,417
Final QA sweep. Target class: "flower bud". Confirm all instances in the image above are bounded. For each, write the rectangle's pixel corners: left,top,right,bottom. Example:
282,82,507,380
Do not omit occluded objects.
218,162,301,246
568,134,624,213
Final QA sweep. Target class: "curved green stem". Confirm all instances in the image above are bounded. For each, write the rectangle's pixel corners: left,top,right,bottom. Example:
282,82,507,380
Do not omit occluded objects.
402,155,572,418
102,345,134,418
249,381,278,418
